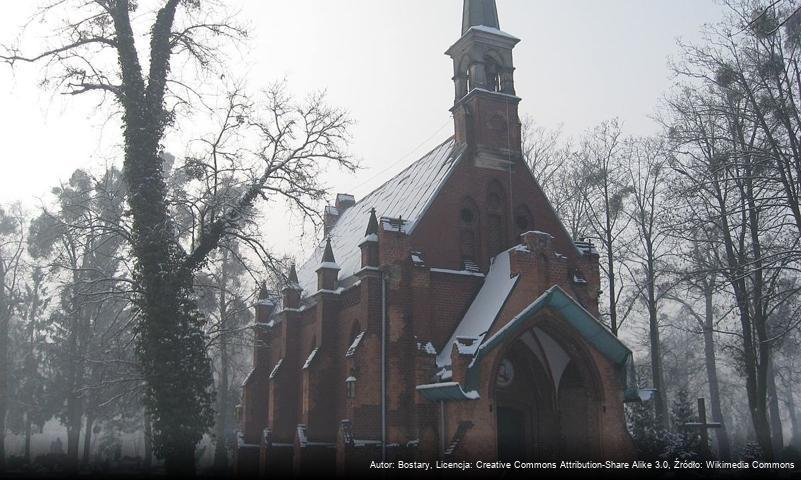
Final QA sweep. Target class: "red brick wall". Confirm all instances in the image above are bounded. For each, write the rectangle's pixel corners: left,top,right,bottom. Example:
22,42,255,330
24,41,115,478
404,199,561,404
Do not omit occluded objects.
239,85,625,474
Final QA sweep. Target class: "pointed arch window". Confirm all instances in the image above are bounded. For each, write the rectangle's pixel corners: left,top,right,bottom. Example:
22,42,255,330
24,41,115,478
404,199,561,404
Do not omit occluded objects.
484,56,502,92
487,181,507,258
460,197,480,270
514,205,534,239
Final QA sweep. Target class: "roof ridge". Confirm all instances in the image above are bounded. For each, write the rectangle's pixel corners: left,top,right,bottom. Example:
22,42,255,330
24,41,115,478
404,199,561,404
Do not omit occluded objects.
295,136,460,295
355,135,456,211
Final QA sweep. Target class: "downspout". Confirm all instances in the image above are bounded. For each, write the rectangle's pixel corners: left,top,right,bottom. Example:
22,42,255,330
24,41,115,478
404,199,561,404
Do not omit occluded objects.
381,271,387,462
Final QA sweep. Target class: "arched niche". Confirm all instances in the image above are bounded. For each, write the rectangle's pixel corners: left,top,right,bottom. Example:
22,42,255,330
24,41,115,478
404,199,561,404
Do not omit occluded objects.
486,180,507,258
514,204,534,239
459,197,481,269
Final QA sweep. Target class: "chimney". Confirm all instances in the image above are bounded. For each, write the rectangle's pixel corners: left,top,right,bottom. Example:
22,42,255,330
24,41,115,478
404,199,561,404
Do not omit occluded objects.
282,264,303,309
255,281,276,323
254,282,276,368
359,208,380,268
324,194,356,235
324,206,339,235
520,230,553,256
316,237,340,291
335,193,355,212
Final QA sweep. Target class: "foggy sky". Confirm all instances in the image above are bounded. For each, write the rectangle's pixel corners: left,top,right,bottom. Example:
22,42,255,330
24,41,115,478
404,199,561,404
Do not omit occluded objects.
0,0,726,259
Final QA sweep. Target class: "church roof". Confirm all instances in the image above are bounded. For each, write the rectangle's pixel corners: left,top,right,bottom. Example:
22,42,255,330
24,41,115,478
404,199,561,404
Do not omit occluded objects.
296,137,464,294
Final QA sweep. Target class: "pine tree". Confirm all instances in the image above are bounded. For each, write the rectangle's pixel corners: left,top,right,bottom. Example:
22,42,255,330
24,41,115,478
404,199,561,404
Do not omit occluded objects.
664,388,703,460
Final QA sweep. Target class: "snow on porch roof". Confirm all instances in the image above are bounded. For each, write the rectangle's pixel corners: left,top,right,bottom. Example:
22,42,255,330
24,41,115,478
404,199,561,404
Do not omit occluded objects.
462,285,634,394
436,248,519,367
295,137,464,294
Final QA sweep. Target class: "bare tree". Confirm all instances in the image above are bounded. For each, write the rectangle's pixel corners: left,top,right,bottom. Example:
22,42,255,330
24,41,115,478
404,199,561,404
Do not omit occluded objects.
623,136,674,429
521,118,591,240
0,205,26,472
666,235,734,460
665,80,795,458
579,119,635,336
10,265,51,465
1,2,353,473
28,167,130,468
194,240,255,472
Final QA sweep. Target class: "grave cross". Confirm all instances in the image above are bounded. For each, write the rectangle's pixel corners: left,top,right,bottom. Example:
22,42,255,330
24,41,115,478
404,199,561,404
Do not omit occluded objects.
682,397,722,455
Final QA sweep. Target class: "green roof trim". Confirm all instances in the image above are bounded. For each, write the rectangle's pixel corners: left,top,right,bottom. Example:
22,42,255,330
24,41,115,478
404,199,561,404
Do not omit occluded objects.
465,286,636,398
416,286,644,403
416,382,480,402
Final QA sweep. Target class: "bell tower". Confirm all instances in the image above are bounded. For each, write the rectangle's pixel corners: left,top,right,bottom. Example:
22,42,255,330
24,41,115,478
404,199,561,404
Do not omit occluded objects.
447,0,522,170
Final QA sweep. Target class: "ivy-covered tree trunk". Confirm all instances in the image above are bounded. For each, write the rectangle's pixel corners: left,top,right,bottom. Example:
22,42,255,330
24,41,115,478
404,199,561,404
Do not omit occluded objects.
112,2,214,475
2,1,352,473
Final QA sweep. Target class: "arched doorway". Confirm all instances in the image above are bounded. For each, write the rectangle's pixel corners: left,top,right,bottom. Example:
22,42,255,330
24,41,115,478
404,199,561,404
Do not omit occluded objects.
493,325,601,460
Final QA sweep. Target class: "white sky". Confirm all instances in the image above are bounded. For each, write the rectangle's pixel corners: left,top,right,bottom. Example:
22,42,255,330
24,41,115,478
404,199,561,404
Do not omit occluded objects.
0,0,726,259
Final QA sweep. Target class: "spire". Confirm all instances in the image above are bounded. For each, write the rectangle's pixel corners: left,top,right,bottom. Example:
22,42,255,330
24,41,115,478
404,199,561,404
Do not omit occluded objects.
283,263,302,292
462,0,500,35
321,237,337,265
282,264,302,308
288,263,299,284
360,209,380,268
317,237,340,291
256,280,275,309
365,208,379,237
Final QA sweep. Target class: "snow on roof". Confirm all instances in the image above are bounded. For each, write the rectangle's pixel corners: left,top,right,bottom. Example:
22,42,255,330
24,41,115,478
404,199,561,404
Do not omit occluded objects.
317,261,340,271
467,24,520,41
269,358,283,379
436,249,520,367
416,340,437,355
302,348,318,370
241,368,256,387
574,240,599,256
296,137,463,294
345,331,366,358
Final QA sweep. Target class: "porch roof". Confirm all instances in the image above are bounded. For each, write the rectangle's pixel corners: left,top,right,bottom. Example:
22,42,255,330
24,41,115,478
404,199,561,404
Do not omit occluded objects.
418,285,641,402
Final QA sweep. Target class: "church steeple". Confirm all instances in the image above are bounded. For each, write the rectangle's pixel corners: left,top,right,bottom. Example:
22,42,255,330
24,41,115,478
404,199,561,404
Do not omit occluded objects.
462,0,500,35
446,0,523,165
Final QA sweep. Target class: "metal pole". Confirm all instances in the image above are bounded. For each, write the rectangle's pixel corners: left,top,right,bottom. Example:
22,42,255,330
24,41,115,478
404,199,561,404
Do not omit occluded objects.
381,273,387,462
440,401,446,455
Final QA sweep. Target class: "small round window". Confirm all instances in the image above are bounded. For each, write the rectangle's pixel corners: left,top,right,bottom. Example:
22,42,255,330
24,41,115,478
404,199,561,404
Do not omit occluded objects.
460,208,475,224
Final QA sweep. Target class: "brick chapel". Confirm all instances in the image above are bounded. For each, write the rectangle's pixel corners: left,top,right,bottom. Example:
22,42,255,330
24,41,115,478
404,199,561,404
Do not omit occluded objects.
236,0,638,475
